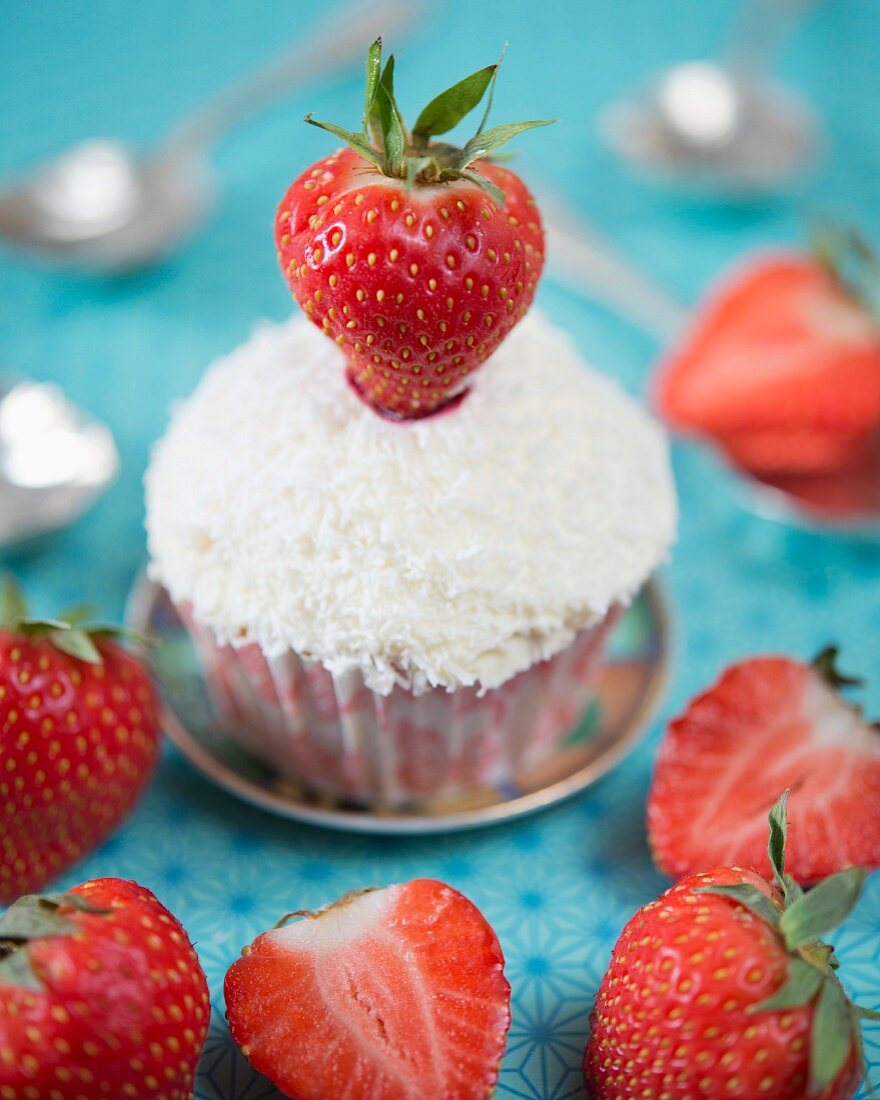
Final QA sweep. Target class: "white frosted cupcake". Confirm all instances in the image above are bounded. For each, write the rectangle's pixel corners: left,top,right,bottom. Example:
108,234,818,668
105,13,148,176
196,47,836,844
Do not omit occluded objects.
145,310,675,807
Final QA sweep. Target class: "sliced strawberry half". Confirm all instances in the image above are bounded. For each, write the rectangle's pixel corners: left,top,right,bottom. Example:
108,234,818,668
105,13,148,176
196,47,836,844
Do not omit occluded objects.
647,649,880,884
654,253,880,473
224,878,510,1100
718,423,878,475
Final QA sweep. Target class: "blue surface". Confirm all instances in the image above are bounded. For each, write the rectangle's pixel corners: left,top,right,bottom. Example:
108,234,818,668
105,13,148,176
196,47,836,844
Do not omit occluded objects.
3,2,880,1096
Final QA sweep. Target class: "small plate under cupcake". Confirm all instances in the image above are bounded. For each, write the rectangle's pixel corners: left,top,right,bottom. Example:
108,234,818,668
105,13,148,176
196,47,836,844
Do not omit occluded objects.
129,576,670,835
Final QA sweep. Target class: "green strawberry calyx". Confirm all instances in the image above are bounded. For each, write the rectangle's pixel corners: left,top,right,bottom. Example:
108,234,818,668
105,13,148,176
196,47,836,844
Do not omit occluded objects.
304,39,555,205
0,574,146,666
812,644,864,691
0,892,109,991
812,220,880,329
697,791,880,1097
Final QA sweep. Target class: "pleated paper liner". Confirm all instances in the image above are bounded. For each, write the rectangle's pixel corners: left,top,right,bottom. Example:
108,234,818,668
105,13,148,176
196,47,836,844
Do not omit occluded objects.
128,575,670,834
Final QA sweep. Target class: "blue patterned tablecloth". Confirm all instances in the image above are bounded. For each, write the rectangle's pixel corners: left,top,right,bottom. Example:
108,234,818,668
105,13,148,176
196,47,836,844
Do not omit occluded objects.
2,2,880,1096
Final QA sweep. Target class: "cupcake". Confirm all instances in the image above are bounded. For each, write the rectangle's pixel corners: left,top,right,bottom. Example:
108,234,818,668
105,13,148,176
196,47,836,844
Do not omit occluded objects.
145,44,676,808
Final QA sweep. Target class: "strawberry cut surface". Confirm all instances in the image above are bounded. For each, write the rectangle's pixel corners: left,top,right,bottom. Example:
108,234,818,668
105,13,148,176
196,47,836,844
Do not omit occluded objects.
224,878,511,1100
718,424,879,475
648,655,880,884
655,254,880,473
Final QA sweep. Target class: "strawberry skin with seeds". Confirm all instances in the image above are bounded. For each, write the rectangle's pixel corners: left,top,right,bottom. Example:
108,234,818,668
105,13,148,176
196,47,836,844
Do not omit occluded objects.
583,867,860,1100
277,148,544,418
0,622,161,904
225,878,511,1100
585,796,876,1100
0,878,210,1099
274,37,552,418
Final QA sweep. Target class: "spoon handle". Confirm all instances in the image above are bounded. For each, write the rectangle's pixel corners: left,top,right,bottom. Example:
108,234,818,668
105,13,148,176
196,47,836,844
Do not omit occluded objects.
540,190,691,346
160,0,423,155
723,0,813,79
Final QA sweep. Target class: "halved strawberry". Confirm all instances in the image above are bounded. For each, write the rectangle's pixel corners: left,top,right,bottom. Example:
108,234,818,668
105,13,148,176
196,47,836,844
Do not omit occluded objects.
718,423,879,475
224,878,510,1100
654,251,880,474
647,648,880,884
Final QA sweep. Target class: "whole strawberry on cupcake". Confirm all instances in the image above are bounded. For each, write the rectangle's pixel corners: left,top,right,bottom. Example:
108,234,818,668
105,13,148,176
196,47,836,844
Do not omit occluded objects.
277,40,551,418
146,42,676,808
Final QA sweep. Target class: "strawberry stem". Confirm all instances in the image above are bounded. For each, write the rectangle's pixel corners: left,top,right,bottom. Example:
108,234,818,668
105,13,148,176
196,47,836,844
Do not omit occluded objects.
0,575,27,627
0,571,151,664
412,63,497,144
812,220,880,329
813,645,864,690
698,792,876,1096
767,789,790,899
363,37,382,139
0,893,109,990
304,38,554,203
475,44,506,138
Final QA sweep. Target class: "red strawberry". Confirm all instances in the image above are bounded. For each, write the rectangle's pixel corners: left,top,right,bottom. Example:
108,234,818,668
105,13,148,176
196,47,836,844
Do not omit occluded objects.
0,877,210,1099
0,578,161,904
276,40,552,419
584,794,877,1099
647,648,880,885
225,878,511,1100
718,424,878,475
655,249,880,474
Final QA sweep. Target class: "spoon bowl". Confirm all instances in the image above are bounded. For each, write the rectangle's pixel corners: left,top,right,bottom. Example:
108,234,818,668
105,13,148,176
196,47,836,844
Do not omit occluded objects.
602,62,819,196
0,380,119,549
733,447,880,539
0,140,211,273
602,0,819,197
0,0,421,274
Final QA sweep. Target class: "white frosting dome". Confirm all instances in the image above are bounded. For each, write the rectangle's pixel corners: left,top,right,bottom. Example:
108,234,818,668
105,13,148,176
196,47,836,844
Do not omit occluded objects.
145,311,676,695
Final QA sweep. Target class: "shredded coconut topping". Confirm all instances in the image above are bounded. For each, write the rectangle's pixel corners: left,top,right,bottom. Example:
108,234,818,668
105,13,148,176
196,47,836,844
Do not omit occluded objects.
145,311,676,694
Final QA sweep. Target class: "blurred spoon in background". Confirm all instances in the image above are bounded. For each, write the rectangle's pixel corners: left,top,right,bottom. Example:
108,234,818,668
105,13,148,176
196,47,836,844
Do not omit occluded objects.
542,195,880,536
0,381,118,550
601,0,820,196
0,0,422,274
541,190,689,345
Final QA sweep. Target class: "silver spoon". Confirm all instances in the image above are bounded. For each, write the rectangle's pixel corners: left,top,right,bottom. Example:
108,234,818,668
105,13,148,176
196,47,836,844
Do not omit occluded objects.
541,191,689,345
0,380,119,549
601,0,820,196
0,0,421,273
542,196,880,536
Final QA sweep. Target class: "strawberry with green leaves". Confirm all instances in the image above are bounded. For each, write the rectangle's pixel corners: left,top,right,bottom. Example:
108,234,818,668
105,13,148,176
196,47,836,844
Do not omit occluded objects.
225,878,511,1099
0,878,210,1099
584,793,879,1100
276,40,553,418
0,578,160,904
